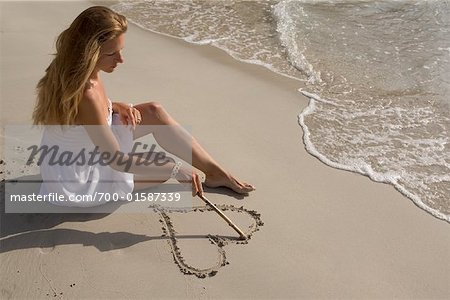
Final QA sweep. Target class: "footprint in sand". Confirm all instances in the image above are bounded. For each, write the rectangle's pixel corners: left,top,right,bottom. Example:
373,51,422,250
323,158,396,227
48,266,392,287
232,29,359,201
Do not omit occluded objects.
152,204,264,278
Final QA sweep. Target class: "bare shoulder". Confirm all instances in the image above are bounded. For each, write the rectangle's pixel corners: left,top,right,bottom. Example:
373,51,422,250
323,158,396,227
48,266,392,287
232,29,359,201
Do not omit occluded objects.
77,88,107,125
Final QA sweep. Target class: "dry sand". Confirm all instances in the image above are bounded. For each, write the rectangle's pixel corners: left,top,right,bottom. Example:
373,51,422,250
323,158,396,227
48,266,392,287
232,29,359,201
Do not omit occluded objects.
1,1,449,299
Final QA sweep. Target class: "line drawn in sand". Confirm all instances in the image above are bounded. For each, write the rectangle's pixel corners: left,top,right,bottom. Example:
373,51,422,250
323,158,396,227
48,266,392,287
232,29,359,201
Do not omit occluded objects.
152,204,264,278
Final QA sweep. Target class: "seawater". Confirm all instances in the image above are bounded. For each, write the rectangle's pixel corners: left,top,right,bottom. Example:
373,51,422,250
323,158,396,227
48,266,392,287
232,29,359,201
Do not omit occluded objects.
112,0,450,223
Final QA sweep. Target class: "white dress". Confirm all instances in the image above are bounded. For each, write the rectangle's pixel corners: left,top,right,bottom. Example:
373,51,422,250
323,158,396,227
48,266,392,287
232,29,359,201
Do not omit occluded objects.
39,99,134,206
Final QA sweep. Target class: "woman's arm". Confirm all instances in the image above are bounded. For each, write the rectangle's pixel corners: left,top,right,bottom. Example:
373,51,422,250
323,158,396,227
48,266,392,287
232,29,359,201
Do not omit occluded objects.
111,101,141,129
78,93,174,179
78,93,203,195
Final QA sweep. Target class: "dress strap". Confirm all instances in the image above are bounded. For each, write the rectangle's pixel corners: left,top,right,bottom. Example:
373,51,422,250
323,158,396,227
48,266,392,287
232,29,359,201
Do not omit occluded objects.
107,99,113,126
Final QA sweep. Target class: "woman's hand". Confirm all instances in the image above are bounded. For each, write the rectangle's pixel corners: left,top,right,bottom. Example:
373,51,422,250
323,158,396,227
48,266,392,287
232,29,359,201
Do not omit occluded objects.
175,166,204,197
112,102,142,129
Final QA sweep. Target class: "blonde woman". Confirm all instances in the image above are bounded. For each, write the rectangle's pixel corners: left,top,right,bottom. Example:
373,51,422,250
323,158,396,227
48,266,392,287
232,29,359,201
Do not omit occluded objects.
33,6,254,206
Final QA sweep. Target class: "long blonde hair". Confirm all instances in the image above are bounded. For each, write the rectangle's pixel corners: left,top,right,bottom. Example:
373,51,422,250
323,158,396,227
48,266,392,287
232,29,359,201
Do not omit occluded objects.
33,6,127,125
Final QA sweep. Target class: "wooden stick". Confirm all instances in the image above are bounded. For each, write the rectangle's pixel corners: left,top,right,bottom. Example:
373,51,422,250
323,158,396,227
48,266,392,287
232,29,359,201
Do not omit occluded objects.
197,194,247,240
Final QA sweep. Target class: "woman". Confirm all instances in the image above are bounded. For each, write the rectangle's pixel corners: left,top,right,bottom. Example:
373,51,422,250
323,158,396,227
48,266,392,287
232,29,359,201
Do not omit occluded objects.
33,6,254,206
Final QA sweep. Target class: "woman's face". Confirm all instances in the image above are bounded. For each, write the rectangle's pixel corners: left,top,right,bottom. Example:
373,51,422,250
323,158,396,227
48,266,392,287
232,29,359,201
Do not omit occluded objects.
96,34,125,73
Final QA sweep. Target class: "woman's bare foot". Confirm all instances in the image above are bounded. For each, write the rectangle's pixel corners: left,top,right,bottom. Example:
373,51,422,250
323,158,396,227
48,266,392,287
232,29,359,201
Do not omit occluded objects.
204,171,255,194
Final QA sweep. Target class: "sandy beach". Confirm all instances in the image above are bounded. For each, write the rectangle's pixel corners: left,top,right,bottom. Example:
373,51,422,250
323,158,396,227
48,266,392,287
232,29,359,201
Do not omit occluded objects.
1,1,449,299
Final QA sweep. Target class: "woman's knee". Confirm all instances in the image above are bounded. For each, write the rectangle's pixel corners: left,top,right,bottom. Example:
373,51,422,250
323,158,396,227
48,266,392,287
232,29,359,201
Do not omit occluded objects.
145,101,163,114
143,101,164,118
142,101,173,124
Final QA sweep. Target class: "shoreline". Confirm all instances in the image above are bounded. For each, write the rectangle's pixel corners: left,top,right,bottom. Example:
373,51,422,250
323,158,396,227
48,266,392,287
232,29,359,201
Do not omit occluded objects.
298,93,450,224
111,2,450,224
1,1,449,299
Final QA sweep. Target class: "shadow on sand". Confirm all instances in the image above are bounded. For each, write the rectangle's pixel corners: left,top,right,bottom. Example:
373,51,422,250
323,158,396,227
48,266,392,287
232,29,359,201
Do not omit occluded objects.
0,174,238,254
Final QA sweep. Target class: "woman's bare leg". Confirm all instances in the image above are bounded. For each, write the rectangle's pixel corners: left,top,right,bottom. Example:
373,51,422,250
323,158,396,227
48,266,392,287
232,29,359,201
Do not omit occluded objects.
129,151,170,191
132,102,254,194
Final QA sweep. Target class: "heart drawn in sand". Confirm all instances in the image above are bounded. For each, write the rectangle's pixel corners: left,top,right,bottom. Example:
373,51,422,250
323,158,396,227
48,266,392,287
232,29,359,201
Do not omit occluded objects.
152,204,264,278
